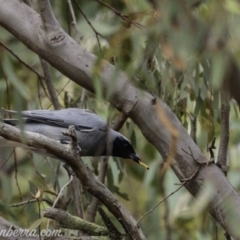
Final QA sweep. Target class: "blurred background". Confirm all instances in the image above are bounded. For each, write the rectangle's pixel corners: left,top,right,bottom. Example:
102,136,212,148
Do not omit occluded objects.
1,0,240,239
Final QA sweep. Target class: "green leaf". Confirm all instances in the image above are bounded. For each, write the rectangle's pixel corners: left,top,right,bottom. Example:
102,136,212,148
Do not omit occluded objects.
114,186,129,201
106,166,115,193
224,0,240,15
2,55,31,100
200,81,208,100
28,217,44,231
211,53,227,88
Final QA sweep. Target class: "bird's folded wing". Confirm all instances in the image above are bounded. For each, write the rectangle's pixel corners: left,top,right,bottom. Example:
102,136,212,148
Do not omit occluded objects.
3,109,107,132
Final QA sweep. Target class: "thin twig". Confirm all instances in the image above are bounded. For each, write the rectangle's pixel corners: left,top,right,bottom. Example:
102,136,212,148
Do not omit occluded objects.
46,123,78,229
86,157,108,222
98,206,122,237
95,0,143,28
67,0,83,43
37,199,42,240
70,176,84,218
138,155,203,224
14,150,22,201
217,88,230,175
38,0,60,30
45,158,60,192
0,41,50,101
79,88,86,108
159,163,172,240
0,60,10,109
10,198,53,207
73,0,103,51
137,181,187,223
182,147,197,163
179,167,200,182
46,175,73,230
0,150,14,170
37,77,43,109
215,220,219,240
47,80,71,109
190,115,197,144
0,41,44,79
182,147,214,166
63,125,84,220
40,58,61,110
208,137,216,160
52,175,73,209
10,198,38,207
86,112,128,222
57,80,71,95
66,1,72,35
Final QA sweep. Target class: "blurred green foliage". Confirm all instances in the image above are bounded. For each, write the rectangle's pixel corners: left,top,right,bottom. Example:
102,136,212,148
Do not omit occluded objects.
1,0,240,239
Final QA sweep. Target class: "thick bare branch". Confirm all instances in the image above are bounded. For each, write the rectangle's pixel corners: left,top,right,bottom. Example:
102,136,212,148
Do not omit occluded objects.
44,208,109,235
44,207,129,239
0,122,146,240
38,0,59,31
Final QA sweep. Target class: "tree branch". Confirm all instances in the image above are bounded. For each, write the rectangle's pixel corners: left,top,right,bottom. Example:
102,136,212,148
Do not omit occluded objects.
87,112,128,222
217,87,230,175
67,0,83,43
44,208,109,236
40,58,61,110
38,0,59,31
0,122,146,240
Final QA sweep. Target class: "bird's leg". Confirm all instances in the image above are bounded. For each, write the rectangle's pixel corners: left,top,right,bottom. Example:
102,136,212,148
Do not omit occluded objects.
62,125,81,156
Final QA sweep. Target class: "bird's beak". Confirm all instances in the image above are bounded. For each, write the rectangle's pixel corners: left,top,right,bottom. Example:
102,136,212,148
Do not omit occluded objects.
139,161,150,170
130,154,149,170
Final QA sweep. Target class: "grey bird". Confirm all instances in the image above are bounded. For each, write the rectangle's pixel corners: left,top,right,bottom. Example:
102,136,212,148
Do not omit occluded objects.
0,108,149,169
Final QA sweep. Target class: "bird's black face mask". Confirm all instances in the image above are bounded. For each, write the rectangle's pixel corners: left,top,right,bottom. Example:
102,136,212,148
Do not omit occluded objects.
111,136,149,169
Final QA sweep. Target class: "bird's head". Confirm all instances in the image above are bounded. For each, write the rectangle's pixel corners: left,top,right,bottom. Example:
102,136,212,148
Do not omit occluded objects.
111,134,149,170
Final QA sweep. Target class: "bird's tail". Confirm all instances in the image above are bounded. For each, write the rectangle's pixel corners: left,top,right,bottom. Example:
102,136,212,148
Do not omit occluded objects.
3,119,19,126
2,109,23,126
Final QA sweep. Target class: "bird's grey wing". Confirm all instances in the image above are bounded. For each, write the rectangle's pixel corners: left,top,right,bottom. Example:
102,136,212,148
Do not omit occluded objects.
2,109,109,157
5,108,106,132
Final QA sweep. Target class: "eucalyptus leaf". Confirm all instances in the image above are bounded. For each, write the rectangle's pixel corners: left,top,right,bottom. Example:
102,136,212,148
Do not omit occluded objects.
28,217,44,231
2,55,31,100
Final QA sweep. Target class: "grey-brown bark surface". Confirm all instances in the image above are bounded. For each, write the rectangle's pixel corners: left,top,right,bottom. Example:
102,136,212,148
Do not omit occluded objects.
0,0,240,239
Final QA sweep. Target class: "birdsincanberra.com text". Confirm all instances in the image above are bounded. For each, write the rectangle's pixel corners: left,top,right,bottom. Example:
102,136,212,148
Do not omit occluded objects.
0,227,62,238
